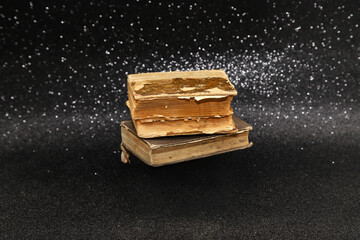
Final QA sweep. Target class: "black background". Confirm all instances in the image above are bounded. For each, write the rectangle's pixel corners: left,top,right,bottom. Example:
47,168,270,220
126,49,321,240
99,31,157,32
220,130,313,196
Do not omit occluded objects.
1,0,359,238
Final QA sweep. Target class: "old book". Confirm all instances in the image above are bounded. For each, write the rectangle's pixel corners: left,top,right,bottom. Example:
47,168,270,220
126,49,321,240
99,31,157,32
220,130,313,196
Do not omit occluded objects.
120,116,253,167
126,69,238,138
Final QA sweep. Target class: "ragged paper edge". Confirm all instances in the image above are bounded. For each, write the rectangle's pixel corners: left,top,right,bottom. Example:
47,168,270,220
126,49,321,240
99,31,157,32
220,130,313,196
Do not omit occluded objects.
137,114,230,123
132,92,237,100
177,95,228,101
131,108,234,120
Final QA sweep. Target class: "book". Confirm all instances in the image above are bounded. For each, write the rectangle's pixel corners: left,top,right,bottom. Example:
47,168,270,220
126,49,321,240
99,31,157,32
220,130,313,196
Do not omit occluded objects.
120,116,253,167
126,69,238,138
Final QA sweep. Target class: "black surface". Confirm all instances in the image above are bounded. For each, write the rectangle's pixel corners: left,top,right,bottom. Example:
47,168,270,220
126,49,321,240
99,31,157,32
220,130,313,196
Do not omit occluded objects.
1,0,359,239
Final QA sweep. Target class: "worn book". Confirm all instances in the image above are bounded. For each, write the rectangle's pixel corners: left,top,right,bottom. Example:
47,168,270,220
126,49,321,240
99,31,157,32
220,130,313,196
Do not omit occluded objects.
120,116,253,167
126,69,238,138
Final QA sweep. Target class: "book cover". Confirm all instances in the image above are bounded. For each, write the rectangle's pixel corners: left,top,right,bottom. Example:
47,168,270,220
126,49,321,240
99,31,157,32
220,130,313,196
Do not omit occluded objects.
121,116,253,166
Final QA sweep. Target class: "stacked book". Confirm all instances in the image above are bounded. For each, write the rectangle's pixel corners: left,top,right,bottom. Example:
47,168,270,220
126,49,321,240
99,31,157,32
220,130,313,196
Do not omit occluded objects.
121,69,252,166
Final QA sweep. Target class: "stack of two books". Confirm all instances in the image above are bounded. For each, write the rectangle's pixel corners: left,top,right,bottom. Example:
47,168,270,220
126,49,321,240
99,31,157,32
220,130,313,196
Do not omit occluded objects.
121,70,253,167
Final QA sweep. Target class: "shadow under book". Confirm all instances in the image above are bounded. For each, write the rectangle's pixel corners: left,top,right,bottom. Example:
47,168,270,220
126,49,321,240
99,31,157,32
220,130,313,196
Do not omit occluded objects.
120,116,252,167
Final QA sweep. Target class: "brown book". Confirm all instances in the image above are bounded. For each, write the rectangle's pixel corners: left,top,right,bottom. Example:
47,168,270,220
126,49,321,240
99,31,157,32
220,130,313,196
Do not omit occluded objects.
126,69,238,138
120,116,253,167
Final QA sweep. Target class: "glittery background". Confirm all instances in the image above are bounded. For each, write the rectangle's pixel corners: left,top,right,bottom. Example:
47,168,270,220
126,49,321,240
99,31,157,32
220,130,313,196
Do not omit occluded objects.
1,1,359,238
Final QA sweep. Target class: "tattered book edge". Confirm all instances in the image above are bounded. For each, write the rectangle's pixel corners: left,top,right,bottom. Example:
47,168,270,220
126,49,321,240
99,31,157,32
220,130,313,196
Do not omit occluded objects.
144,129,249,149
131,92,237,101
128,70,238,100
121,121,252,150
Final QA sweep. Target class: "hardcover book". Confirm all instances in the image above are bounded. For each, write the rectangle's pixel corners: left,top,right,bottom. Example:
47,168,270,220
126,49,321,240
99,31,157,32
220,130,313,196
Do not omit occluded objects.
126,69,238,138
120,116,252,167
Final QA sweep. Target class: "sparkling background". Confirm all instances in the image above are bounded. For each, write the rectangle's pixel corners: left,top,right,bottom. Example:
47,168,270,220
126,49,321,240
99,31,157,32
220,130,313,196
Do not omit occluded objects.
1,1,359,238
